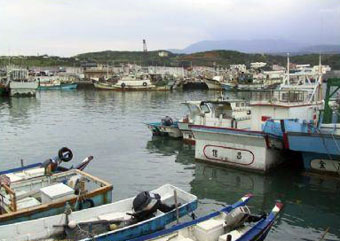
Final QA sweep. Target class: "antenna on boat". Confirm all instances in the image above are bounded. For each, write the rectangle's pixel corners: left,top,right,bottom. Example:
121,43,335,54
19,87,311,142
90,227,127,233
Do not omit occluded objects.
287,53,290,85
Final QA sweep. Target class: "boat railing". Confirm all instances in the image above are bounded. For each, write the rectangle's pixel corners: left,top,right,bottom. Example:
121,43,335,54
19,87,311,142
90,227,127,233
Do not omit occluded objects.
0,183,17,213
250,89,313,104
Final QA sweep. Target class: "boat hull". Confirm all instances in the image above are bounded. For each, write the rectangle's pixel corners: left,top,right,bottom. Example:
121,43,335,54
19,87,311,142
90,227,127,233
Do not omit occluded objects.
0,185,197,241
147,122,183,138
191,125,284,173
178,122,195,144
94,82,169,91
61,83,78,90
9,81,38,97
204,79,222,90
287,132,340,175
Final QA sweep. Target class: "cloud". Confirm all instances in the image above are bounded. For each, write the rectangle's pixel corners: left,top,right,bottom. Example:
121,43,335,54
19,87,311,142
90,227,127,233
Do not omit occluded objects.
0,0,339,56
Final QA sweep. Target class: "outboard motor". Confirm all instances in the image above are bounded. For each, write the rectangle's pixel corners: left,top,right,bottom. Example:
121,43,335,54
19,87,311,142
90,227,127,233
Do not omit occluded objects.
161,116,174,126
41,147,73,172
225,206,267,232
132,191,176,222
225,206,251,231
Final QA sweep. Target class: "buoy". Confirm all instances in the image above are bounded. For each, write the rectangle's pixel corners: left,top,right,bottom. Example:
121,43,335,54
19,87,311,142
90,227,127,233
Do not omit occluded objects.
109,224,119,230
68,220,77,229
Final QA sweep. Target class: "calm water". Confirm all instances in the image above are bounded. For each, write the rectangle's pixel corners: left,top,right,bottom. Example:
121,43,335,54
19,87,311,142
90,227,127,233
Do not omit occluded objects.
0,90,339,240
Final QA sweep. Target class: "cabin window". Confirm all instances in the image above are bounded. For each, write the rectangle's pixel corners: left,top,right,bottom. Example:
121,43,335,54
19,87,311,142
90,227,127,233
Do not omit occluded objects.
201,104,210,114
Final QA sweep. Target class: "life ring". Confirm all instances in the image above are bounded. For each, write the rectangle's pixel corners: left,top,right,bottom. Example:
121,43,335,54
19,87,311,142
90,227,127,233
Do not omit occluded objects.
121,83,126,88
58,147,73,162
143,82,147,87
79,198,95,210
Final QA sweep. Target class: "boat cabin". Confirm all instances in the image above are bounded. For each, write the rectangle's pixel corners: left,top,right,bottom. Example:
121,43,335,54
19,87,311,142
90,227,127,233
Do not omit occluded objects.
182,99,251,129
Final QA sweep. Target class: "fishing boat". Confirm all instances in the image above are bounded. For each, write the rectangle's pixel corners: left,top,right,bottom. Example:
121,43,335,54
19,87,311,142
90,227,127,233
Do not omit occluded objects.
178,97,251,144
221,82,237,91
0,147,93,183
146,116,183,138
190,55,324,173
0,184,197,241
7,69,38,97
204,76,223,90
130,194,283,241
61,82,78,90
0,169,112,225
262,78,340,175
94,74,156,91
38,80,77,90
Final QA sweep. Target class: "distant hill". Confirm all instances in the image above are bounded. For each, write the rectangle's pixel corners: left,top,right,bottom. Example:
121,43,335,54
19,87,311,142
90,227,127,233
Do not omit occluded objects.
299,45,340,54
170,39,340,55
2,49,339,69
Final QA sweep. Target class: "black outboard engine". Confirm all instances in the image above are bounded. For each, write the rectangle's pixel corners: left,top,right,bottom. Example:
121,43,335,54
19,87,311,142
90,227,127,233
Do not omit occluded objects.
161,116,174,126
132,191,176,222
41,147,73,172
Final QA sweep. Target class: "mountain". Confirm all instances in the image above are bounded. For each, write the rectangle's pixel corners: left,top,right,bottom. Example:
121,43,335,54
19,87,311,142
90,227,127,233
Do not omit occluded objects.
170,39,340,54
299,45,340,54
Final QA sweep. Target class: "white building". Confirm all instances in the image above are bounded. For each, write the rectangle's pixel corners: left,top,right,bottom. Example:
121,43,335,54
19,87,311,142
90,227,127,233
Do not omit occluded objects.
158,51,169,57
230,64,247,72
250,62,267,69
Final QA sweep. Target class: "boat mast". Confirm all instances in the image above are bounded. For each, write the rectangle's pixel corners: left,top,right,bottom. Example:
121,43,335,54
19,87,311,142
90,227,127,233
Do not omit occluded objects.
287,53,290,85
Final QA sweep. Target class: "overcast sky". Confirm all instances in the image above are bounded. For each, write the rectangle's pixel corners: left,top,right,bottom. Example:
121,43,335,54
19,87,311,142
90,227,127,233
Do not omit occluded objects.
0,0,339,56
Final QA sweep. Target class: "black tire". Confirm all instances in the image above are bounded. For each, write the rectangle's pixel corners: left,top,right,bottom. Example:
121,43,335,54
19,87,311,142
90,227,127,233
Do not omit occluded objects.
79,199,95,210
143,82,147,87
58,147,73,162
121,83,126,88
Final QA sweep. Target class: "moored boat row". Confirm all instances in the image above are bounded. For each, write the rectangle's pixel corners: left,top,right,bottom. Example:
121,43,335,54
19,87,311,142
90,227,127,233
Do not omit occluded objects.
0,146,283,240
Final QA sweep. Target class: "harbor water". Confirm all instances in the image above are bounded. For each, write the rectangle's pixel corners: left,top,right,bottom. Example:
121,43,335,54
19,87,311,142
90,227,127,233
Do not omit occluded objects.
0,90,339,240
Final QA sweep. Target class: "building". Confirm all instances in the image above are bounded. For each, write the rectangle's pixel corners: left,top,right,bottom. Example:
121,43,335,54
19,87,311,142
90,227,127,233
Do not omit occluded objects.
158,51,169,57
230,64,247,72
250,62,267,69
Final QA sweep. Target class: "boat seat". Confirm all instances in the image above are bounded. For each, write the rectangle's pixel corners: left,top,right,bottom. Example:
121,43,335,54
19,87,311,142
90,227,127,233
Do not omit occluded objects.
98,212,131,221
17,197,41,210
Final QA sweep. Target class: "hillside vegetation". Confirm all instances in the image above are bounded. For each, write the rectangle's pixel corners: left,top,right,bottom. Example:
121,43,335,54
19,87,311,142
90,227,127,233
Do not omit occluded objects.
1,50,339,69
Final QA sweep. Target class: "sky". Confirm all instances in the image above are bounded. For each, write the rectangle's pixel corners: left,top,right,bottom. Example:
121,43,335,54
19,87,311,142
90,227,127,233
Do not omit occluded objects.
0,0,339,56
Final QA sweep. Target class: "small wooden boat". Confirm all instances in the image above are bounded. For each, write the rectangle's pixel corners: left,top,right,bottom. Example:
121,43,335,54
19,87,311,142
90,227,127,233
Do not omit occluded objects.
146,116,183,138
0,147,93,183
130,194,283,241
0,184,197,241
0,169,113,225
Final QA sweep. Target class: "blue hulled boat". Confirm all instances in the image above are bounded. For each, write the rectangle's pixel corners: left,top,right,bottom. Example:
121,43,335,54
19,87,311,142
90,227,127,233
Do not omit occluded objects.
263,119,340,175
130,194,283,241
61,82,78,90
262,78,340,175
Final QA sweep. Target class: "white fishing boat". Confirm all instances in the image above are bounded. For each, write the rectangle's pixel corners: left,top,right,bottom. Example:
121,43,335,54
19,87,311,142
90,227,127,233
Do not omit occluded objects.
0,184,197,241
94,74,160,91
7,69,38,96
191,88,323,173
178,97,251,144
190,54,324,173
204,76,223,90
